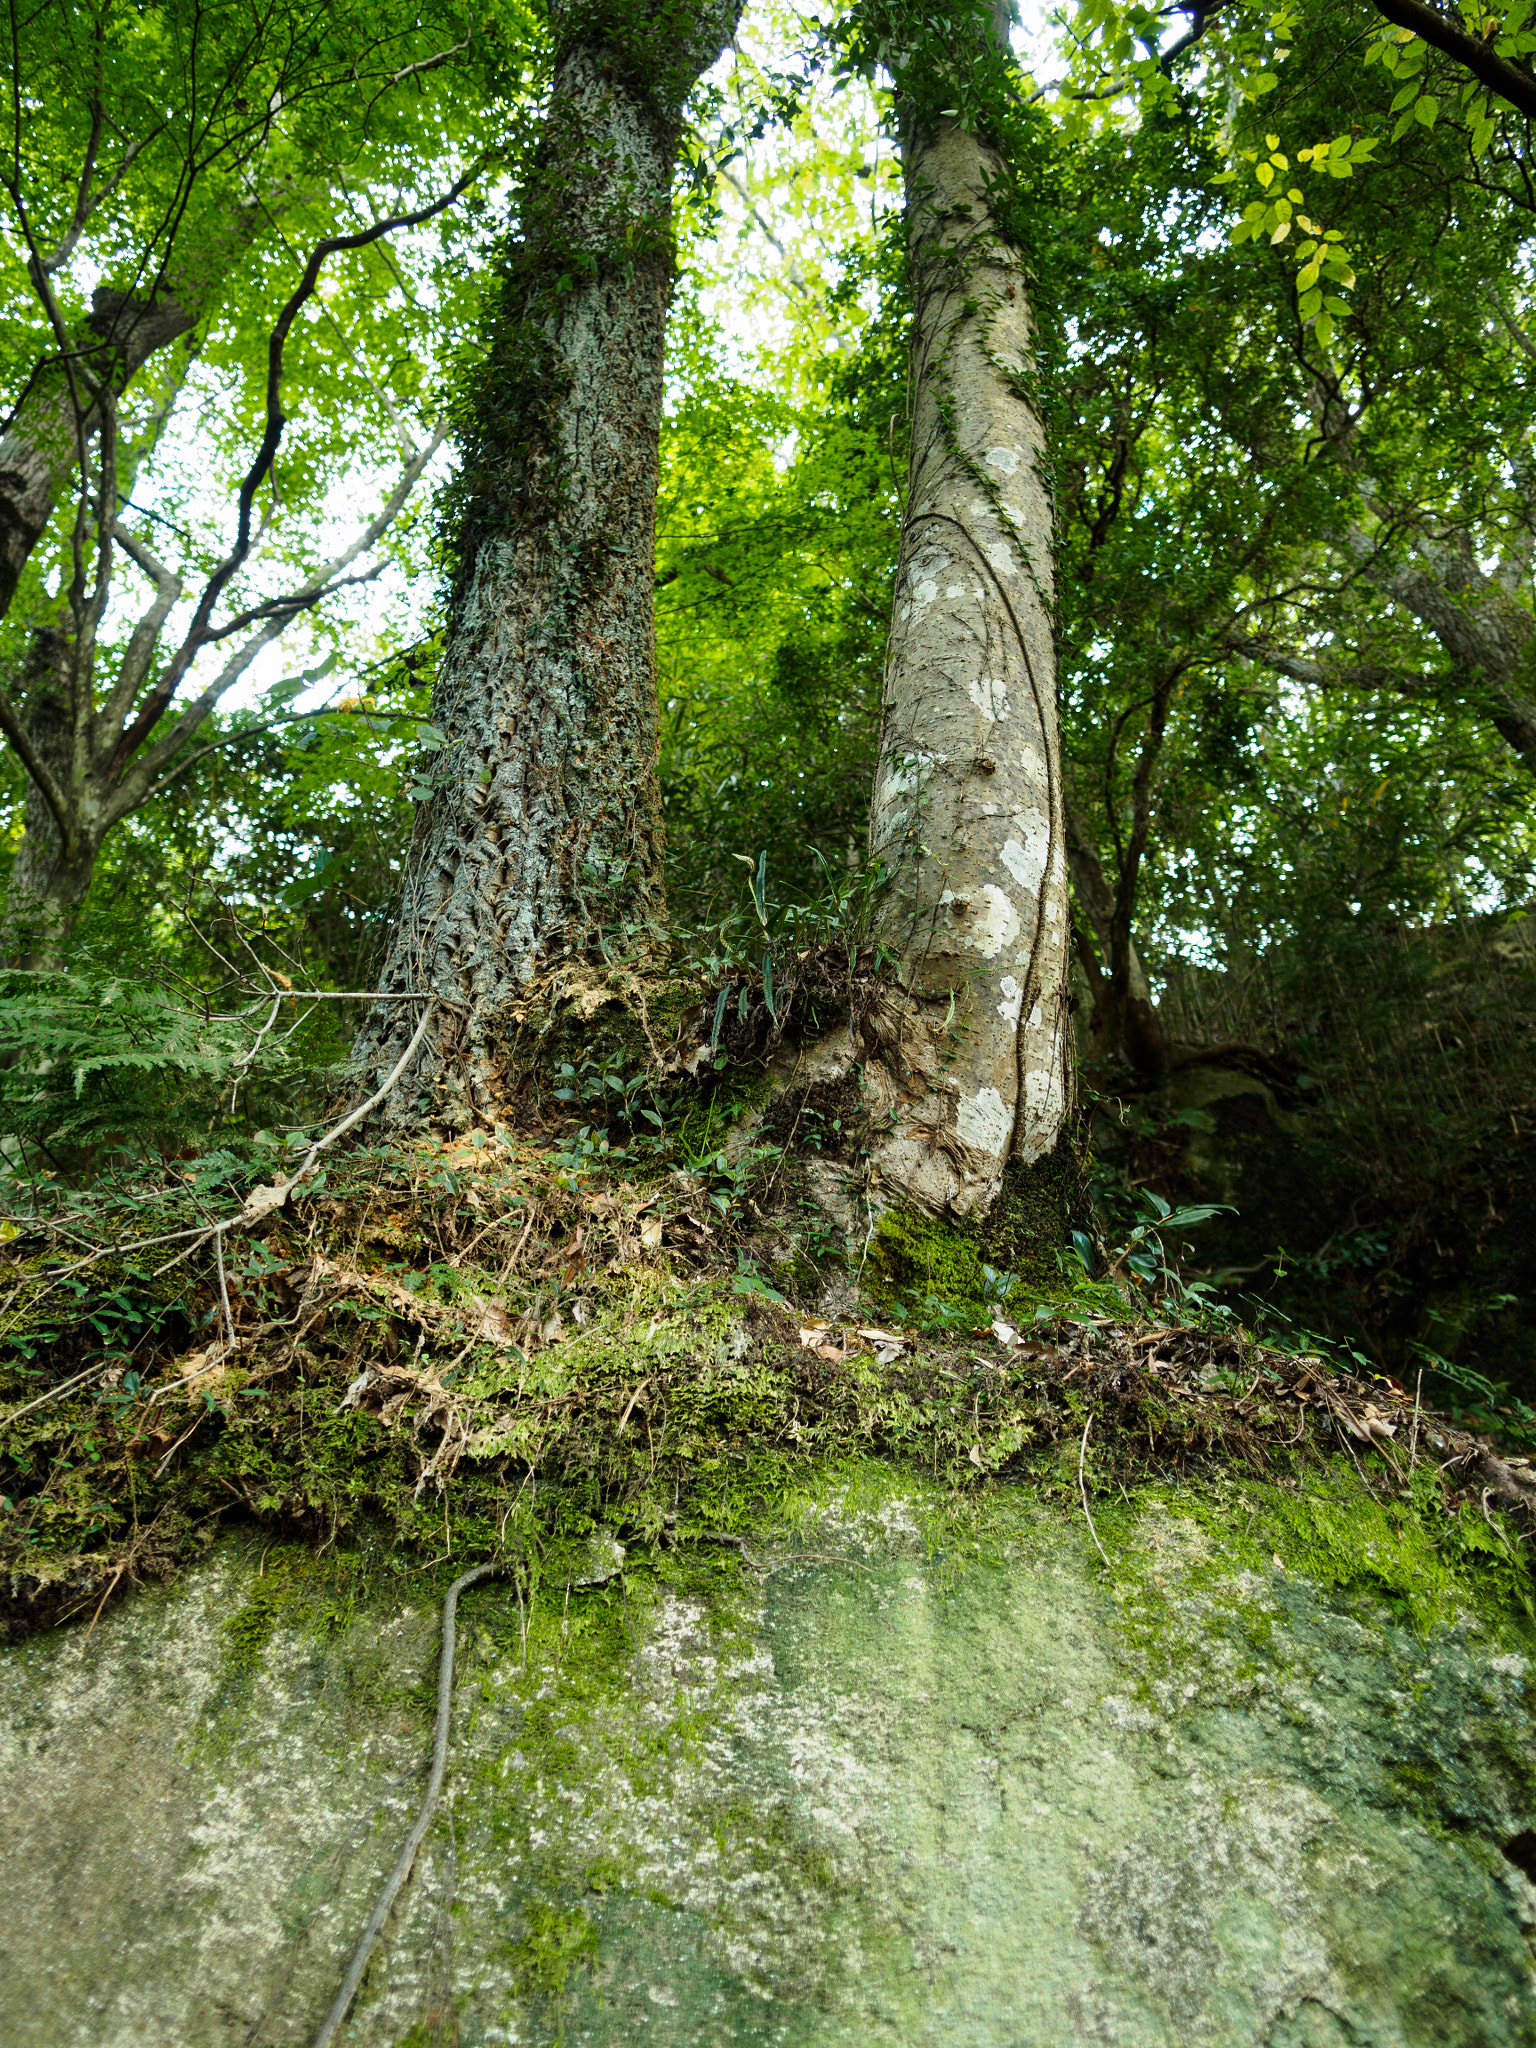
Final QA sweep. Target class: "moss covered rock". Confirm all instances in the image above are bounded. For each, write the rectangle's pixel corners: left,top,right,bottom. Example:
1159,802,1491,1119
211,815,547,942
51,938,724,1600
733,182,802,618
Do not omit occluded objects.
3,1462,1535,2046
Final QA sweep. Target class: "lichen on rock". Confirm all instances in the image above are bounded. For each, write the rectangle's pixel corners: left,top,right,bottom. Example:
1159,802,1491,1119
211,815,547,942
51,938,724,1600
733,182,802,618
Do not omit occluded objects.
4,1460,1535,2046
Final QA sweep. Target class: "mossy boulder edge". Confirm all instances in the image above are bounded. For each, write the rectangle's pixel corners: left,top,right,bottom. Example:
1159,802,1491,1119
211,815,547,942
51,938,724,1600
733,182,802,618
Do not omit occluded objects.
4,1462,1536,2046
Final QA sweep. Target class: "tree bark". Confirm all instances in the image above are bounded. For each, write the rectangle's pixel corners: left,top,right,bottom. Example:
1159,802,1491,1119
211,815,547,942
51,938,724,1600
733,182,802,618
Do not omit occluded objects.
1370,540,1536,778
0,289,200,626
861,62,1071,1217
3,622,100,965
359,0,741,1132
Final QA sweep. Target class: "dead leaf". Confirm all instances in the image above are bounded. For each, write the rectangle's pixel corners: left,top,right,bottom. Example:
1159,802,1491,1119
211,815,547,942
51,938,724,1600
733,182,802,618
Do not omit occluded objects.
238,1179,290,1227
640,1215,664,1248
855,1326,905,1348
158,1346,230,1407
540,1314,565,1345
991,1319,1020,1348
798,1323,829,1348
472,1300,516,1346
968,1444,985,1468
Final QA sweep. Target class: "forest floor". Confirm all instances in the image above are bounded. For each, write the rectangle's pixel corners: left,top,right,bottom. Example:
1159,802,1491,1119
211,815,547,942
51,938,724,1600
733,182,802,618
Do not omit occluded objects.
4,1125,1536,1642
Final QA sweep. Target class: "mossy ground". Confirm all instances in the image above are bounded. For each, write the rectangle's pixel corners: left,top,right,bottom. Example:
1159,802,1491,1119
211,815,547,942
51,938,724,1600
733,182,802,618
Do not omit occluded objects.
1,1099,1532,1653
867,1130,1092,1324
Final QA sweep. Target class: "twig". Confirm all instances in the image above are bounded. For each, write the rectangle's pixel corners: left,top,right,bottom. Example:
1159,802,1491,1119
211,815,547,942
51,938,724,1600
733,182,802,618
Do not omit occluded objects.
1078,1413,1112,1571
3,1357,120,1422
214,1231,236,1354
287,1001,435,1184
82,1561,128,1642
152,1411,205,1477
309,1562,504,2048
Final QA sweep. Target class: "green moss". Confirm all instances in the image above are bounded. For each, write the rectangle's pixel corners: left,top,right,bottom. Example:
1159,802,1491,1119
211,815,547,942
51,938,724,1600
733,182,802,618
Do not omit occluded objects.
868,1208,990,1323
968,1130,1092,1291
505,1899,600,2000
867,1129,1090,1327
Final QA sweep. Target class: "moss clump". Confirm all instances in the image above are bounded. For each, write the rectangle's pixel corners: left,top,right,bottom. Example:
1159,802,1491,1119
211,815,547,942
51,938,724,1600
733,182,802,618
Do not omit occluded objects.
505,1899,600,2000
1096,1464,1535,1680
968,1130,1092,1291
868,1130,1092,1326
868,1208,991,1323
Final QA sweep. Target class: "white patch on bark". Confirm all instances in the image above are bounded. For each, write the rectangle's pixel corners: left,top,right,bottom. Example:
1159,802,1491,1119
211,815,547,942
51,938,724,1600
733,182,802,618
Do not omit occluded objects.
1022,1062,1067,1156
967,675,1009,723
975,884,1019,959
997,976,1023,1024
956,1085,1011,1157
983,445,1021,475
1001,832,1048,897
877,751,941,814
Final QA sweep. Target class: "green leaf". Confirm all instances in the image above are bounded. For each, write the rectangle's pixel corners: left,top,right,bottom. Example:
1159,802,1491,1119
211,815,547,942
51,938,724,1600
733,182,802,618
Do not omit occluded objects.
1298,287,1323,319
1414,94,1438,126
1314,309,1335,345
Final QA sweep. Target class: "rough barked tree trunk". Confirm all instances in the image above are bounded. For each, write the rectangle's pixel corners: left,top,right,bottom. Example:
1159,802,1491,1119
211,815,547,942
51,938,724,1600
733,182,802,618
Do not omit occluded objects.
359,0,739,1133
861,31,1071,1217
0,292,193,624
3,623,98,966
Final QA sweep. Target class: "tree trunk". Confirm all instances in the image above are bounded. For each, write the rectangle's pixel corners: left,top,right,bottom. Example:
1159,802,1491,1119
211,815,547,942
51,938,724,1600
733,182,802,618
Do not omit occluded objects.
861,58,1071,1217
0,290,194,625
359,0,740,1133
1370,541,1536,778
3,624,101,966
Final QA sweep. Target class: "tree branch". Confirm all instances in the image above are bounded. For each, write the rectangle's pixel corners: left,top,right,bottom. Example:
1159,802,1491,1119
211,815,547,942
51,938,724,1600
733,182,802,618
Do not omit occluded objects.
1368,0,1536,121
180,166,484,648
1222,631,1433,695
106,425,446,801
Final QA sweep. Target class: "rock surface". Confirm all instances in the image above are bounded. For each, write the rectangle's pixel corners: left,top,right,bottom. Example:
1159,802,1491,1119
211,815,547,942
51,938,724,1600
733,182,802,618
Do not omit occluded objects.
4,1472,1536,2046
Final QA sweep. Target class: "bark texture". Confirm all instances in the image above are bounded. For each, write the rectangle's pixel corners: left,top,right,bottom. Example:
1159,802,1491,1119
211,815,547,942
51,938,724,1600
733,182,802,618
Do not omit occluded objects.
361,0,739,1131
4,623,96,963
861,95,1070,1216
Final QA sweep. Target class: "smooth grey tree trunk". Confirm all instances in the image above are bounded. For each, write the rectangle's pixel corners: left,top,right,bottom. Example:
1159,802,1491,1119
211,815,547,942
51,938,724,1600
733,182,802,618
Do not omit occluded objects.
360,0,740,1133
861,54,1071,1217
